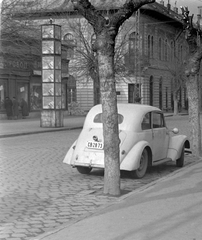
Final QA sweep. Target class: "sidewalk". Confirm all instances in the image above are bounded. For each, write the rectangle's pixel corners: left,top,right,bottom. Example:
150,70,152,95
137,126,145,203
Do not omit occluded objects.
0,115,85,138
33,159,202,240
0,112,186,138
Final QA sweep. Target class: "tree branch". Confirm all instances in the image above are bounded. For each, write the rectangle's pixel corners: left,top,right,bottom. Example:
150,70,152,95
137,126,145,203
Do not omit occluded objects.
71,0,106,30
111,0,155,28
71,0,155,34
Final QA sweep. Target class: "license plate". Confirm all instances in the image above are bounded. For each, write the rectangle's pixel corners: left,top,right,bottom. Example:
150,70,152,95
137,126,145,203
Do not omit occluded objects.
87,141,104,150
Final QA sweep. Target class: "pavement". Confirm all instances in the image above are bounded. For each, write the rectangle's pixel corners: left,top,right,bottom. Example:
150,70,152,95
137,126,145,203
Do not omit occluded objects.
0,115,86,138
1,113,202,240
32,158,202,240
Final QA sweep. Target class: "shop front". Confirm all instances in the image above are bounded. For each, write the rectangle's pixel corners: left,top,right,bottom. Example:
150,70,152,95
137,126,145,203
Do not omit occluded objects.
0,55,41,119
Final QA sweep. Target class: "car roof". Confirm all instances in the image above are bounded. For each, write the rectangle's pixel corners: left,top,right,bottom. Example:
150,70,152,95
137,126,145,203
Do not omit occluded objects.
83,103,162,131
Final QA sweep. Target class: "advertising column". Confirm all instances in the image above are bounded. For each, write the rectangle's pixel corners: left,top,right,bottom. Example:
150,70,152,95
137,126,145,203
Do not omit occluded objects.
41,22,64,127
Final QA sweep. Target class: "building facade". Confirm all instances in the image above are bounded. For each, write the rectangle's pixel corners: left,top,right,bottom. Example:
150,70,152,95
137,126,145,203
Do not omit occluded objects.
1,0,201,119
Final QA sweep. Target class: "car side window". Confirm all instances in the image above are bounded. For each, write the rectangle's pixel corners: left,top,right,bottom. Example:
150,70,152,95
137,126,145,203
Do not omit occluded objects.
141,112,151,130
153,112,165,128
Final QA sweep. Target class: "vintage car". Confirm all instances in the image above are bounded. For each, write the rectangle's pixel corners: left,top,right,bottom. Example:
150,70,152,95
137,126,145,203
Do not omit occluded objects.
63,104,191,178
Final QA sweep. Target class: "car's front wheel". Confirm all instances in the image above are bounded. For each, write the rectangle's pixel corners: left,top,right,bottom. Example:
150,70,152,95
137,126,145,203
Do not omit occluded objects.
130,149,148,179
176,144,184,167
76,166,92,174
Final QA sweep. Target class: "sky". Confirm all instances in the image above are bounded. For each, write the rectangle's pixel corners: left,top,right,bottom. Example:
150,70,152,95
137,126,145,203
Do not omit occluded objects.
0,1,201,22
157,0,201,20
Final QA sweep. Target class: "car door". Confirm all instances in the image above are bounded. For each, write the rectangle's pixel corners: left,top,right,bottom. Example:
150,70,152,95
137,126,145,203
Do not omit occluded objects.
152,111,169,161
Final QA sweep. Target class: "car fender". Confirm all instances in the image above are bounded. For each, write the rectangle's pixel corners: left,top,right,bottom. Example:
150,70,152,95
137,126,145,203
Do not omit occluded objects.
167,135,189,160
120,140,150,171
63,140,77,165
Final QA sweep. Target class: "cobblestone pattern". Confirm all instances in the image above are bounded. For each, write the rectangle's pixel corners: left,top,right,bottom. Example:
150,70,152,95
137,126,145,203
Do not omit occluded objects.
0,117,198,240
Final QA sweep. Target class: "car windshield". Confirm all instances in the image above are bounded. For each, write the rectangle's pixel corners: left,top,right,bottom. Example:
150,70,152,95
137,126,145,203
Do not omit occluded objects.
94,113,124,124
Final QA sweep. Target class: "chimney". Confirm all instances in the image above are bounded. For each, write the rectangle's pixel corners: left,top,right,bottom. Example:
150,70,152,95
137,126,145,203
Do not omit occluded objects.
167,0,171,11
160,0,164,6
173,1,178,13
173,7,178,13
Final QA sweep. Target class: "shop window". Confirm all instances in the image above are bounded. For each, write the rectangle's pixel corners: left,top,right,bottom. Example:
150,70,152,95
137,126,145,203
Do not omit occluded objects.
30,82,42,110
17,82,29,106
0,80,8,111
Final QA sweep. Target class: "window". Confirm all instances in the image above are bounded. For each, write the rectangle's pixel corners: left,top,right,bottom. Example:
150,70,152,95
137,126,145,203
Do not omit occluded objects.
64,33,74,41
30,82,42,110
153,112,165,128
180,45,183,61
129,31,140,70
67,88,76,104
159,78,163,109
17,82,29,105
165,39,168,61
0,80,8,111
148,35,151,58
149,76,153,106
170,41,174,61
141,112,151,130
129,32,138,52
94,113,124,124
166,87,168,110
148,35,154,58
159,38,162,60
151,36,154,58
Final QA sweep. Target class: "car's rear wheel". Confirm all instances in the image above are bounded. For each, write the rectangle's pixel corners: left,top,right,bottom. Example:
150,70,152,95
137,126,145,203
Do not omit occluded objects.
130,149,148,179
176,144,184,167
76,166,92,174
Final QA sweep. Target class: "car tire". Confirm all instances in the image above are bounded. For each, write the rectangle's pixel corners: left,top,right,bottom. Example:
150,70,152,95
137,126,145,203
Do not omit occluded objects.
76,166,92,174
130,149,148,179
176,145,184,167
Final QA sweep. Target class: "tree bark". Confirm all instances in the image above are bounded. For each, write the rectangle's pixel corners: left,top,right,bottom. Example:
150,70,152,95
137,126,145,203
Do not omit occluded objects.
96,32,121,196
180,7,202,158
186,74,202,156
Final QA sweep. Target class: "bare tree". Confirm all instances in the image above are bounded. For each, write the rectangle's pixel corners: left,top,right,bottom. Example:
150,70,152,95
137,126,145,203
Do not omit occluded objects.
64,18,135,105
0,0,42,62
181,7,202,157
167,60,186,115
71,0,155,196
1,0,63,60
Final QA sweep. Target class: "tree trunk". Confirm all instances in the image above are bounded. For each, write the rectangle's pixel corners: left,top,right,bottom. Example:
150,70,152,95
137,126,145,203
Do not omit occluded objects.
186,74,202,156
97,49,121,196
71,0,155,196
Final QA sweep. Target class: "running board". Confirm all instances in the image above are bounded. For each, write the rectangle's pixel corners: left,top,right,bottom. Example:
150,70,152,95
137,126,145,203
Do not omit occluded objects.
152,158,172,166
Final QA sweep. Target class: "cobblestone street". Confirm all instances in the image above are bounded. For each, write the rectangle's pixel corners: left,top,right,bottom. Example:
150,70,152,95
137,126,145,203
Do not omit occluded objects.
0,116,199,240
